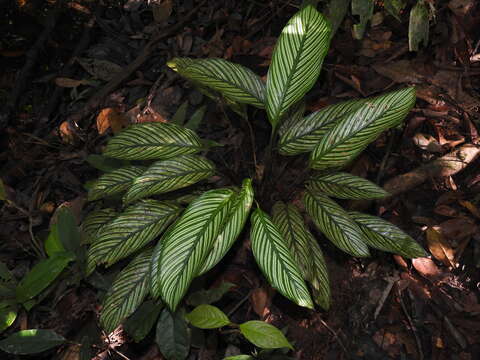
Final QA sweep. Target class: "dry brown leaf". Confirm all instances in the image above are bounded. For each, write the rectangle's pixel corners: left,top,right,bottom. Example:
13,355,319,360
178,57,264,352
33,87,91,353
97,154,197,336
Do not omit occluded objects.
151,0,173,24
59,121,76,144
96,108,129,135
458,200,480,219
436,217,477,242
250,287,273,318
426,227,456,268
412,257,442,280
55,77,90,88
434,204,460,218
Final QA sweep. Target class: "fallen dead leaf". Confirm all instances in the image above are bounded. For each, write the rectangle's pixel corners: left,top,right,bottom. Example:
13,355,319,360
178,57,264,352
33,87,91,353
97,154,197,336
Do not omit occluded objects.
59,121,76,144
96,108,129,135
55,77,91,88
458,200,480,219
426,227,456,267
412,257,442,280
250,287,273,318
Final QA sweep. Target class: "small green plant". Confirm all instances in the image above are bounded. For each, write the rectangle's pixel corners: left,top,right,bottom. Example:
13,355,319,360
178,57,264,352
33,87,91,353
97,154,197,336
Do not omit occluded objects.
83,4,426,356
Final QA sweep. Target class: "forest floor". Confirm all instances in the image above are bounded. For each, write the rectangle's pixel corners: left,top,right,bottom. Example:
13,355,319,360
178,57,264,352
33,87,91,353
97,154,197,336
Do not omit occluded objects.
1,0,480,359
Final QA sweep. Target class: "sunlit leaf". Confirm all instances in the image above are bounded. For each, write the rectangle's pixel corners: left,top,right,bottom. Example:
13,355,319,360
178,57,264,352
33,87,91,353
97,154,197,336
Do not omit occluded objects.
309,87,416,170
348,211,428,258
308,172,389,199
197,179,254,275
0,329,66,355
124,300,164,342
86,200,181,275
88,166,145,201
156,308,190,360
81,208,117,244
100,249,153,333
266,5,331,126
123,155,215,205
303,190,370,257
16,253,74,304
151,189,236,311
185,304,230,329
250,208,313,309
104,122,203,160
168,57,265,108
0,302,17,333
278,99,363,155
239,321,293,349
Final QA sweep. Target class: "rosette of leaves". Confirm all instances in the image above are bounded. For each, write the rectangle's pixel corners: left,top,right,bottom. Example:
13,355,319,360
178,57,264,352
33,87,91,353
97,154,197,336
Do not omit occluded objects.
84,5,427,355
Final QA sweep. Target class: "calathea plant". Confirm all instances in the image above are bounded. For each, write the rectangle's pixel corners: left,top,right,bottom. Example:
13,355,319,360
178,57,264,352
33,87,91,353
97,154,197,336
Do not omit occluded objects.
84,4,427,339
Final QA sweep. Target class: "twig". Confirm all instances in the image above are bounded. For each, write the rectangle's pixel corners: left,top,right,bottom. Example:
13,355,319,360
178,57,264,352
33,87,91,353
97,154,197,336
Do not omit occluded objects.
67,0,208,127
227,291,251,317
376,131,396,184
318,317,349,355
383,144,480,197
373,275,398,320
397,287,423,360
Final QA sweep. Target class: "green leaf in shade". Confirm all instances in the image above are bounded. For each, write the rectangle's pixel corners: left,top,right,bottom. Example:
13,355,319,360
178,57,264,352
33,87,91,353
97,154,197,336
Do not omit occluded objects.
266,5,331,126
86,200,181,275
44,224,65,257
0,329,66,355
224,356,254,360
348,211,428,258
197,179,254,276
81,208,117,244
308,172,389,200
303,190,370,257
123,155,215,205
168,58,266,108
88,166,145,201
16,253,74,304
185,304,230,329
185,105,207,131
239,321,293,350
271,202,313,279
186,282,235,307
250,208,314,309
151,189,236,311
351,0,374,39
156,308,190,360
85,154,130,173
104,122,203,160
171,100,189,125
0,303,17,333
278,99,364,155
57,207,82,255
124,300,164,342
0,262,15,284
326,0,351,35
409,0,429,51
308,238,331,310
309,87,416,170
100,249,153,333
384,0,405,21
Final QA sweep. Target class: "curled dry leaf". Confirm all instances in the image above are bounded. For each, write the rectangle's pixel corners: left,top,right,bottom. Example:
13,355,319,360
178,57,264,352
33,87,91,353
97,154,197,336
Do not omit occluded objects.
426,227,455,268
96,108,130,135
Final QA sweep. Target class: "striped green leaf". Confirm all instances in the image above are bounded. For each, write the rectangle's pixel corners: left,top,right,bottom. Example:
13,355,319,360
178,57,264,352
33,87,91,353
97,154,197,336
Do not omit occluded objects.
81,208,117,244
104,122,203,160
278,99,364,155
197,179,254,276
250,208,314,309
348,211,428,258
308,172,389,200
266,5,331,126
310,87,416,170
277,100,305,137
308,237,330,310
86,200,181,275
100,248,152,333
88,166,145,201
151,189,236,311
271,202,313,279
303,190,370,257
123,155,215,205
168,57,266,108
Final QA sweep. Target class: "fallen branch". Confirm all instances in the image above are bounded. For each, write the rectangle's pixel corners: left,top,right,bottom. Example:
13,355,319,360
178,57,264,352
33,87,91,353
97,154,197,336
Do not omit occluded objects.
67,0,207,127
384,144,480,196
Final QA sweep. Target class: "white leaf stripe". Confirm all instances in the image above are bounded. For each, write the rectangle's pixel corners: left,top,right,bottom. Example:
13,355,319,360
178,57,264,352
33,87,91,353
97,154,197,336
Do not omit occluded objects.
277,100,306,137
197,179,254,276
169,58,266,108
81,208,117,244
310,87,416,170
123,155,215,205
278,99,363,155
88,166,146,201
250,208,314,309
348,211,427,258
100,248,152,333
308,238,330,310
86,200,181,275
303,190,370,257
308,172,389,200
271,202,314,280
266,5,331,125
154,189,236,311
104,122,202,160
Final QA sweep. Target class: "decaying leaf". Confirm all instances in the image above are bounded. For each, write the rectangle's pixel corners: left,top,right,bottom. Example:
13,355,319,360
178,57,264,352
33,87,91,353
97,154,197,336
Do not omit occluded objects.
426,227,455,268
96,108,130,135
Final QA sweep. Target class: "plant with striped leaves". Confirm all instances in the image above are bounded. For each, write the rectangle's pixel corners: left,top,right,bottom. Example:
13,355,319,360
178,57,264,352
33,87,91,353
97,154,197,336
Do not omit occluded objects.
83,4,427,358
